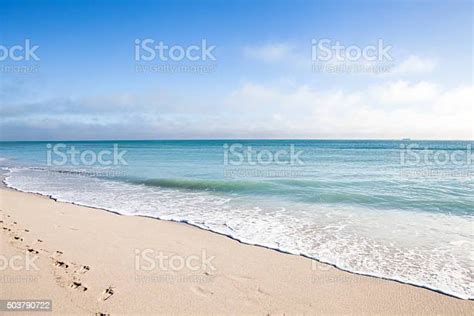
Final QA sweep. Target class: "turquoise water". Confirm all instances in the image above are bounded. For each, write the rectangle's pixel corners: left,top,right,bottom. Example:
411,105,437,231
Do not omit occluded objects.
1,140,473,298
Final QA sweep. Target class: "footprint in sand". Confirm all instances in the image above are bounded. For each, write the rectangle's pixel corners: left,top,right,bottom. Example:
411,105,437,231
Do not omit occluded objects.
98,286,115,301
257,286,270,296
79,265,90,273
27,248,39,254
13,236,24,241
70,281,88,292
227,274,254,282
191,285,214,297
55,260,69,269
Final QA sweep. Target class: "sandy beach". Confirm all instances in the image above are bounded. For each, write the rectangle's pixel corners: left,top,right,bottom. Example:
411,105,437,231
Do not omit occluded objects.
0,186,472,314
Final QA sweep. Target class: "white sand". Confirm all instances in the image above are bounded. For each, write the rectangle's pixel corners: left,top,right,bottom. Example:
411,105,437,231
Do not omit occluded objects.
0,187,472,314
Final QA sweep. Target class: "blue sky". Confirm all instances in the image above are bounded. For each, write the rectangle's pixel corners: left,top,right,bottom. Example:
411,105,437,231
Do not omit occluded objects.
1,0,472,140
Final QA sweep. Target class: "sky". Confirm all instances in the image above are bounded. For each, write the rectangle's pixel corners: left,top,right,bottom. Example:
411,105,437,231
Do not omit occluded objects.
0,0,472,140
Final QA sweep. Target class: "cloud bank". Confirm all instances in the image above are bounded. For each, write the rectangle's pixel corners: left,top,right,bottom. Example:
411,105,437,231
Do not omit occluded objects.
1,80,472,140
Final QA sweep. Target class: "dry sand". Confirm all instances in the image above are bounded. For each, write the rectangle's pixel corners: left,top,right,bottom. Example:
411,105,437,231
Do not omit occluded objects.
0,186,472,314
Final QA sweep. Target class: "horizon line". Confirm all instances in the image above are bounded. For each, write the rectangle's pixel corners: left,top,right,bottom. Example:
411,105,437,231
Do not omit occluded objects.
1,138,473,142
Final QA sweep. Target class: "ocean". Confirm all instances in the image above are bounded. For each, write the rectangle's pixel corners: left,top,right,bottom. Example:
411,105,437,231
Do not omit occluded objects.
0,140,472,299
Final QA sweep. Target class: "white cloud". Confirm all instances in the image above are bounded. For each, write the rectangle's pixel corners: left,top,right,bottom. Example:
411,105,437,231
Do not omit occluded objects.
390,55,438,75
225,80,473,140
369,81,440,105
2,79,472,140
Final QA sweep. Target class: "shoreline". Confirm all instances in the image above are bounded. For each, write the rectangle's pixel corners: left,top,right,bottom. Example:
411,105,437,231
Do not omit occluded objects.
3,175,472,301
0,184,473,314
